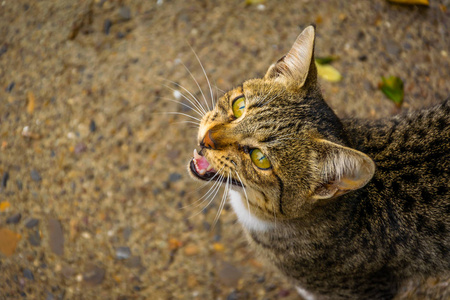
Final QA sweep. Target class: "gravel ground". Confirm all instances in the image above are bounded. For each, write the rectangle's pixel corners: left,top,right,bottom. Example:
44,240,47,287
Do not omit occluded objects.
0,0,449,299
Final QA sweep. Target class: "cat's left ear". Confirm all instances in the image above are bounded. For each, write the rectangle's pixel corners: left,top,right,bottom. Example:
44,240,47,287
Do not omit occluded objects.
311,139,376,200
264,25,317,87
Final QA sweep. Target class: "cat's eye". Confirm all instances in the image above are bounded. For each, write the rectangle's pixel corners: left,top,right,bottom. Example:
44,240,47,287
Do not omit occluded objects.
232,96,246,118
250,149,271,170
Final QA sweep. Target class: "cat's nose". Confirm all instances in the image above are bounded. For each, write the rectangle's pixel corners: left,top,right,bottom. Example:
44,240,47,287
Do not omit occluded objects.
200,130,216,150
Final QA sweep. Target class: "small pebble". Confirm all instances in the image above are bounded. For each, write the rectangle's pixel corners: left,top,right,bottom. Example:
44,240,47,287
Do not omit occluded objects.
25,218,39,228
118,6,131,21
104,19,112,35
74,143,87,154
61,265,75,279
123,227,132,241
217,262,242,287
16,180,23,191
125,256,142,269
0,44,7,57
46,292,55,300
47,218,64,256
23,269,34,280
169,173,182,182
83,265,105,285
28,230,41,246
6,213,22,224
89,120,96,132
116,32,125,39
226,291,239,300
116,246,131,260
30,170,42,182
385,39,400,57
203,221,211,231
1,171,9,188
5,82,14,93
256,275,265,283
265,284,277,292
358,55,367,62
278,289,291,297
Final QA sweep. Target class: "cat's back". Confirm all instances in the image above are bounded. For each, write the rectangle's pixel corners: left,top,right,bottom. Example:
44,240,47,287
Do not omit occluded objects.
342,99,449,183
341,99,449,274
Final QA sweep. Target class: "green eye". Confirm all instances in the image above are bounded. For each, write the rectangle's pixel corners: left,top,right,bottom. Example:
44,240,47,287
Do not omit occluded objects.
232,96,245,118
250,149,271,170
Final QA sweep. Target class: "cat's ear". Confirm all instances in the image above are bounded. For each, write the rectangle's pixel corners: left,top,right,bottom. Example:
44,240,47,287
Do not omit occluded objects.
264,25,317,87
311,140,375,200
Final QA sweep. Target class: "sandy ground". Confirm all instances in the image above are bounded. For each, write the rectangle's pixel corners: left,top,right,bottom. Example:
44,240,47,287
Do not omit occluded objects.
0,0,449,299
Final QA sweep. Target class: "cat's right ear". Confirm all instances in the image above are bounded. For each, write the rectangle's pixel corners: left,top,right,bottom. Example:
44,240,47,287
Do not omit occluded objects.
264,25,317,87
311,139,376,200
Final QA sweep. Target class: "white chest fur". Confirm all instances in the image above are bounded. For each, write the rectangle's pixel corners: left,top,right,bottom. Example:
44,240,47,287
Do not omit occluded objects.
228,189,274,232
296,286,316,300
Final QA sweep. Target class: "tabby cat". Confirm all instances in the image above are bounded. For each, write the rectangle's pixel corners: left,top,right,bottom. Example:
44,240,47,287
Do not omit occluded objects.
187,26,449,299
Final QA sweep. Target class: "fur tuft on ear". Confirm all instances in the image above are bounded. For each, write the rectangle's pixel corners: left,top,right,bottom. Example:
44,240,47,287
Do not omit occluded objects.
264,25,317,87
312,140,376,200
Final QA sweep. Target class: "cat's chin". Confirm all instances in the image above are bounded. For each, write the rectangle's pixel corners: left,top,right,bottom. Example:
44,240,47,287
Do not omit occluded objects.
189,150,243,187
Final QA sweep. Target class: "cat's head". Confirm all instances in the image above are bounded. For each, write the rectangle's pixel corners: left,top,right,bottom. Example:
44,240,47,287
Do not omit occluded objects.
188,26,375,220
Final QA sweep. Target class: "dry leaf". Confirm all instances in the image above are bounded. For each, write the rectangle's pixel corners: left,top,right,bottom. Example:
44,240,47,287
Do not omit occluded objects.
245,0,265,5
27,91,35,114
379,76,404,107
315,61,342,82
0,201,11,212
0,228,21,256
387,0,429,5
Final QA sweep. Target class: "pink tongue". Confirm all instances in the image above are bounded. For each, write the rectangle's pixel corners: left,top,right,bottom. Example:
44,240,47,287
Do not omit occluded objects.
196,156,210,170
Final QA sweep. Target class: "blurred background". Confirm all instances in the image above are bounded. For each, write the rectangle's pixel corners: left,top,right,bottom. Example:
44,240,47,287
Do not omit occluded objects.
0,0,449,299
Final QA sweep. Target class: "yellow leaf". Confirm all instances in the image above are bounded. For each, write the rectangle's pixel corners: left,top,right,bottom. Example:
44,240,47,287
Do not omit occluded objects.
245,0,265,5
315,62,342,82
212,242,225,252
387,0,429,5
0,201,11,212
27,91,35,114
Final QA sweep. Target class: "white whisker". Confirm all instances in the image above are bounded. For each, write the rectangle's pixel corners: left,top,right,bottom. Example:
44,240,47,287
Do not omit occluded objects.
180,60,211,112
164,112,202,122
160,96,204,117
161,80,207,115
188,43,215,111
183,166,225,209
172,121,200,127
212,174,230,229
187,175,223,212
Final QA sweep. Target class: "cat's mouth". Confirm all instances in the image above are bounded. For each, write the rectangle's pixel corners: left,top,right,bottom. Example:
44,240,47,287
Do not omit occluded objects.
190,149,243,187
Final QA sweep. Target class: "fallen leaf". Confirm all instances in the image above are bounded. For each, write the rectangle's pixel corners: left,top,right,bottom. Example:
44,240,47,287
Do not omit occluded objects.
212,242,225,252
27,91,35,114
315,61,342,82
245,0,265,5
0,228,21,256
387,0,429,5
379,76,404,107
184,244,200,256
168,238,182,250
315,55,339,65
0,201,11,212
